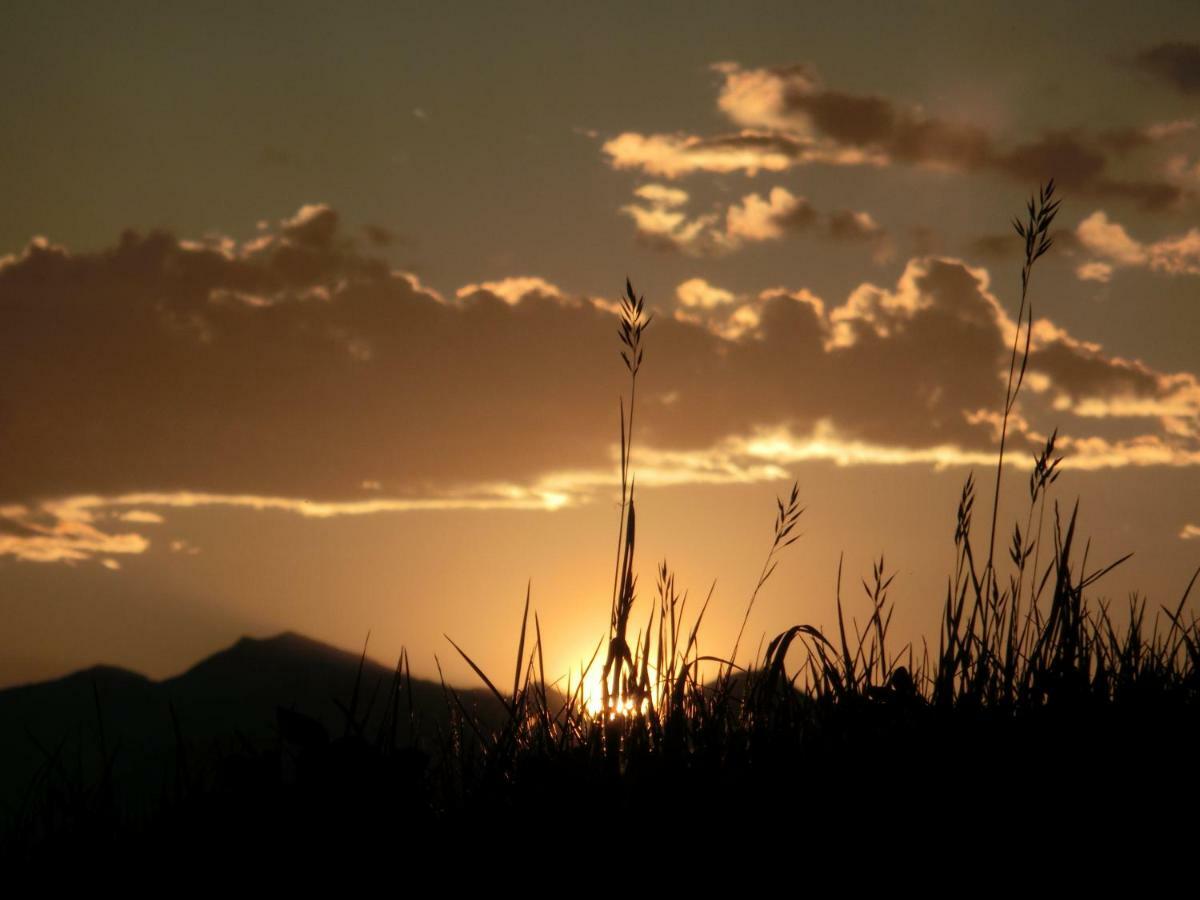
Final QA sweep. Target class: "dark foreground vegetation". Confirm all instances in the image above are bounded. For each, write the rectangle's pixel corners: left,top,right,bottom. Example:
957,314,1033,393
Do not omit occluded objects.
3,183,1198,867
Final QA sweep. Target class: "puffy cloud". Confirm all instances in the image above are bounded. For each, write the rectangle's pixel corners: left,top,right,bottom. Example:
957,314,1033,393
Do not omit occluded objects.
2,209,1197,565
1136,42,1200,94
676,277,736,309
619,192,728,257
621,183,886,258
1074,210,1200,278
1076,211,1148,265
726,187,816,241
605,62,1186,208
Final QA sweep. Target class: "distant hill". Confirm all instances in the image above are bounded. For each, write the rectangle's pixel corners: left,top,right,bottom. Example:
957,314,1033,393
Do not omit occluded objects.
0,632,505,828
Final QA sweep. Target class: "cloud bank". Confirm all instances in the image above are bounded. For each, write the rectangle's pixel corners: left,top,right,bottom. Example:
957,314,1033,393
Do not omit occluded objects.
1,206,1197,562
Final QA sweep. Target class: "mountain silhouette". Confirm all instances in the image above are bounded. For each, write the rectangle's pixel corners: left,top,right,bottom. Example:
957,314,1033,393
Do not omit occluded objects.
0,632,504,829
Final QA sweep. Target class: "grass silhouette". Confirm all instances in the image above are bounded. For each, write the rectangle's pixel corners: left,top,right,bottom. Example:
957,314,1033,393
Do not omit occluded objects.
4,182,1199,866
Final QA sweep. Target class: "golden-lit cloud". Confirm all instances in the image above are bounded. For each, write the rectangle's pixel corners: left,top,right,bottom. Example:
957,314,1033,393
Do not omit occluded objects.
725,187,814,241
1075,261,1114,283
602,130,871,178
675,277,736,309
603,62,1188,209
455,276,566,304
0,503,150,564
0,484,583,565
619,190,727,256
632,184,690,207
621,183,887,258
1075,210,1200,278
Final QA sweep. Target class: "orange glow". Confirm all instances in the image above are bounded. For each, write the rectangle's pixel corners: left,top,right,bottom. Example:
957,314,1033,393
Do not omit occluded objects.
578,658,656,720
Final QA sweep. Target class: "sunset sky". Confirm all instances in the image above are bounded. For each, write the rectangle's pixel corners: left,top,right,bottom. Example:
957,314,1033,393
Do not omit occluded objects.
2,1,1198,689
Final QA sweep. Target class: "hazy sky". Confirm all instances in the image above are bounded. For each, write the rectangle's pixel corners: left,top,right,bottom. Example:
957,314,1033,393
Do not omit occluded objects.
2,1,1198,688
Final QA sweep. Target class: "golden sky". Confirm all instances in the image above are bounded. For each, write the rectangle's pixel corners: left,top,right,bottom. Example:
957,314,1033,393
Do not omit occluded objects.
1,2,1198,687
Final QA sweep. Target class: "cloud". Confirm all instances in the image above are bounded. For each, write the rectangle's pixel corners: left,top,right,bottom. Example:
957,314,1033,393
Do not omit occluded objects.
1136,42,1200,94
1181,524,1200,540
118,510,165,524
968,227,1082,262
726,187,817,241
716,62,992,171
0,503,150,564
1166,154,1200,184
619,189,728,256
621,183,886,258
0,484,586,565
1074,210,1200,278
1099,119,1198,154
455,276,566,304
676,278,736,309
2,210,1198,564
280,203,340,248
604,62,1186,209
827,210,880,241
988,132,1183,209
1076,212,1148,265
602,130,883,178
1076,262,1114,283
633,184,690,207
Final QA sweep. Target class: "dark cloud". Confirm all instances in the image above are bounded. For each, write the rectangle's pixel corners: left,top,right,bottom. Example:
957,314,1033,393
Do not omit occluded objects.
1030,341,1161,401
773,71,992,170
0,227,616,503
968,227,1081,261
994,132,1183,210
0,210,1194,515
1135,42,1200,94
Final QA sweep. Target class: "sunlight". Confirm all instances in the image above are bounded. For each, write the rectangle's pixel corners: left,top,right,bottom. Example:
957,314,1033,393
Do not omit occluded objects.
579,658,654,720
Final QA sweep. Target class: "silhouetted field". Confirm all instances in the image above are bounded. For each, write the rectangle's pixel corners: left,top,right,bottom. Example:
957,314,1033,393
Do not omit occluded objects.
3,183,1198,866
